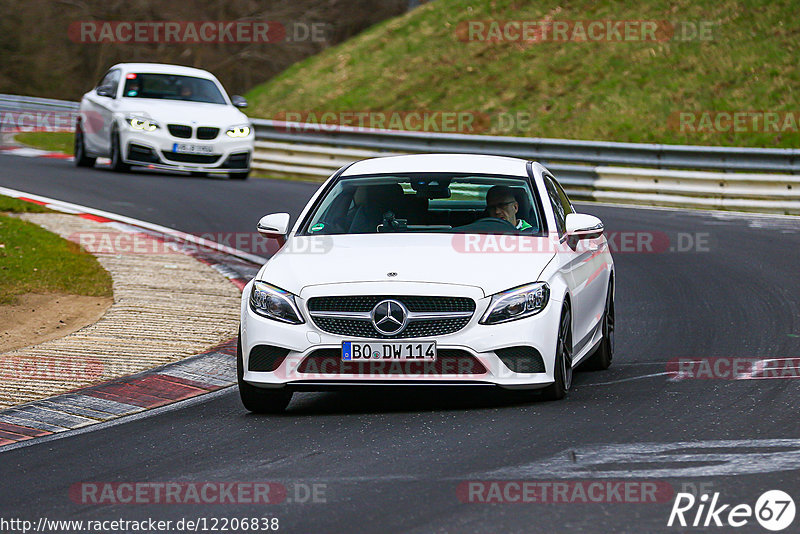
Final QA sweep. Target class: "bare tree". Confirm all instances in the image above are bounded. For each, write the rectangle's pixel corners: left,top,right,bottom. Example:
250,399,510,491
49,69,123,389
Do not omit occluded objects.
0,0,411,99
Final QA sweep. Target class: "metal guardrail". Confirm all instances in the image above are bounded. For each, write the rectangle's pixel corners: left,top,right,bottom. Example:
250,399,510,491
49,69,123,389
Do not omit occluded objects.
251,119,800,214
251,119,800,174
1,95,798,214
0,94,79,136
0,94,79,112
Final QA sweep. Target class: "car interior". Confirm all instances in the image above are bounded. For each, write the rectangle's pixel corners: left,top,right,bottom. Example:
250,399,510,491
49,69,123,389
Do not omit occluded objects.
304,176,544,235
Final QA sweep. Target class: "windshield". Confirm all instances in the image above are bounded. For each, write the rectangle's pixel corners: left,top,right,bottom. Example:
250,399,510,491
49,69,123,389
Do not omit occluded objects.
122,73,227,104
301,173,544,236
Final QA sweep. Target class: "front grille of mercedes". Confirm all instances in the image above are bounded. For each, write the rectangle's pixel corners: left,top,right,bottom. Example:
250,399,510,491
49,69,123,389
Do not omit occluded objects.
306,295,475,339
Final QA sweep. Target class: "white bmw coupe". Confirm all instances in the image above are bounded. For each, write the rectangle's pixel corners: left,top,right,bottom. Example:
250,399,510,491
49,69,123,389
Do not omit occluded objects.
239,154,614,412
76,63,253,179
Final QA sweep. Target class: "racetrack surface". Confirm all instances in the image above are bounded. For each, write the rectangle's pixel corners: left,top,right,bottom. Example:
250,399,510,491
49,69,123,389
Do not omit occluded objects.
1,154,799,533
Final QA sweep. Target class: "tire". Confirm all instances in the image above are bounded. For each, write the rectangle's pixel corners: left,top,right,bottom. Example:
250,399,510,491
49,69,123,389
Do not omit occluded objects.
74,125,96,167
541,306,573,401
109,129,130,172
190,171,208,178
582,279,615,371
229,170,250,180
237,332,292,413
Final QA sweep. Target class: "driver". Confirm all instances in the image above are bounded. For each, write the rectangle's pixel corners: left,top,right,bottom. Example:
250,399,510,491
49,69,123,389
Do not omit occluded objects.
485,185,532,231
180,84,193,99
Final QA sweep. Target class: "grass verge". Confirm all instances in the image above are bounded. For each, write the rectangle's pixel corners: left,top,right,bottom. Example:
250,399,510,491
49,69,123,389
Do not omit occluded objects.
14,132,73,155
0,195,112,305
0,195,51,213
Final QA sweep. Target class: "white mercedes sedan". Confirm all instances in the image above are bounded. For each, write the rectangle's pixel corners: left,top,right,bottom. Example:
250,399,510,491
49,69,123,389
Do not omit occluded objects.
238,154,614,412
75,63,253,179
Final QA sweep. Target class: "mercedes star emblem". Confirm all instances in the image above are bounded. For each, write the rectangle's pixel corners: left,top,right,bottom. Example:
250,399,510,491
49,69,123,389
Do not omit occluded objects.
371,299,408,335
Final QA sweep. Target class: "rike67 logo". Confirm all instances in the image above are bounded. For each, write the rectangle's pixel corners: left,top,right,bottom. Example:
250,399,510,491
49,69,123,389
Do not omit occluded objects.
668,490,795,531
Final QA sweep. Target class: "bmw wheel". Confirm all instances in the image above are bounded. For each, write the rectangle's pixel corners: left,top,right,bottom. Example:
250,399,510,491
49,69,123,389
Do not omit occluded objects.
74,124,96,168
109,128,130,173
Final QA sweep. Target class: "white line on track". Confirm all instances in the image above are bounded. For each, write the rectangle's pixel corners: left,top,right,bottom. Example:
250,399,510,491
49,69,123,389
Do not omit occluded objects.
578,372,672,386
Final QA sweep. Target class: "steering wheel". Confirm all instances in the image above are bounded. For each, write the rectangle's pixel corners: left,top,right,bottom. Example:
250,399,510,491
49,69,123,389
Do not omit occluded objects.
471,217,519,231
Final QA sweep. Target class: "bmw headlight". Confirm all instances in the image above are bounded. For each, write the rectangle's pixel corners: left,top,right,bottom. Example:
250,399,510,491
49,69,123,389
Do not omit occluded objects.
249,281,304,324
226,124,251,138
126,116,159,131
480,282,550,325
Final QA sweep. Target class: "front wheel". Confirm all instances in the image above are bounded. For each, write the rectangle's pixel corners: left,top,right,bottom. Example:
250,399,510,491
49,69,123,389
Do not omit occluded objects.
541,306,573,401
582,280,614,371
109,130,130,173
74,126,96,167
229,170,250,180
237,333,292,413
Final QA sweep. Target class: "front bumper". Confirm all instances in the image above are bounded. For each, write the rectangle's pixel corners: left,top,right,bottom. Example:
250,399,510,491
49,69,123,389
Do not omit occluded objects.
120,127,253,173
239,280,562,390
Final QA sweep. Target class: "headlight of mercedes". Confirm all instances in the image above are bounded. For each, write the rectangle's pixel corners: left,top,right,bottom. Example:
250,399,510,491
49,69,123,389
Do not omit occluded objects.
249,281,304,324
226,124,251,138
480,282,550,325
126,116,159,131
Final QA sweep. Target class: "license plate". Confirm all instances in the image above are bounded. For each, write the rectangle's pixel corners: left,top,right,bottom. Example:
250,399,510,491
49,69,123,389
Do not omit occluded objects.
172,143,213,154
342,341,436,362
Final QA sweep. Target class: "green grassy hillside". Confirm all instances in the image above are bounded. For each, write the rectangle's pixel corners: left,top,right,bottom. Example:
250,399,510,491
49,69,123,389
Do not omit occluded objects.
246,0,799,148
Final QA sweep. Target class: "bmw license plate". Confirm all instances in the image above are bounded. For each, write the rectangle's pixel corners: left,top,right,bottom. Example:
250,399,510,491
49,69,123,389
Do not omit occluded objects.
342,341,436,362
172,143,213,154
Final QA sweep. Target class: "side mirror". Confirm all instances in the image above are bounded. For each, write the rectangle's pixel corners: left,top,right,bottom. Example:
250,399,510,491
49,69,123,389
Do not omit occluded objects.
231,95,248,108
257,213,291,239
566,213,604,239
96,85,115,98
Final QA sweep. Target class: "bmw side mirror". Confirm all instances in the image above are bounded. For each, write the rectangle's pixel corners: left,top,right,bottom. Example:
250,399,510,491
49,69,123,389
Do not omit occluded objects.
257,213,291,239
231,95,248,108
96,85,115,98
566,213,604,239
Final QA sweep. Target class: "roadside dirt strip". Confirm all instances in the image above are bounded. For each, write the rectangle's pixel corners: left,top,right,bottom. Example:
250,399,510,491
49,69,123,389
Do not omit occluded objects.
0,203,259,449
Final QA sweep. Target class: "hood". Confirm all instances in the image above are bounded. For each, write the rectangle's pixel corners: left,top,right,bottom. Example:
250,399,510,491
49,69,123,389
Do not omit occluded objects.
117,99,248,127
257,233,556,298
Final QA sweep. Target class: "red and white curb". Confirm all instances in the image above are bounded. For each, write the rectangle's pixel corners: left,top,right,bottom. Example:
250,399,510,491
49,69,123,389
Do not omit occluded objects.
0,146,75,160
0,188,264,450
0,340,238,446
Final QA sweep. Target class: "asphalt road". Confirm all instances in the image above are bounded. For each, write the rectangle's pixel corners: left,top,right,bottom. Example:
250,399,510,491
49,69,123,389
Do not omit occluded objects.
1,154,799,533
